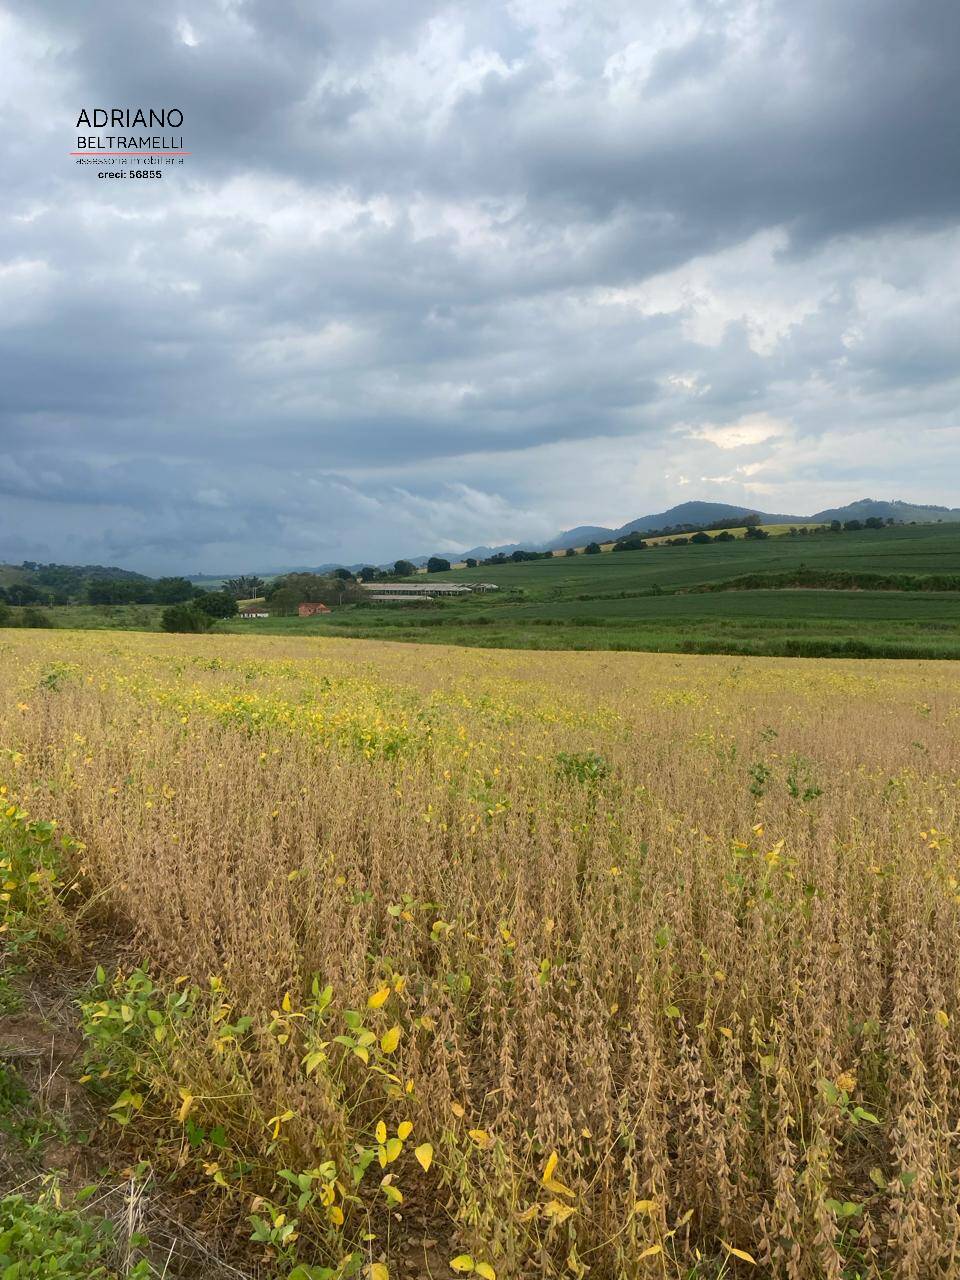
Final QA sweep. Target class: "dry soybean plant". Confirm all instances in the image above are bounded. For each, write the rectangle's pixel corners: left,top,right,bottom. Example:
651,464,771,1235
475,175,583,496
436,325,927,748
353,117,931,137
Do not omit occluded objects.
1,628,960,1278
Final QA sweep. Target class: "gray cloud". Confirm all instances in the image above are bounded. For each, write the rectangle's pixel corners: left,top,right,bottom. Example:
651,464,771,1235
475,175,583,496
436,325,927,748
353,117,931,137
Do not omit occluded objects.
1,0,958,572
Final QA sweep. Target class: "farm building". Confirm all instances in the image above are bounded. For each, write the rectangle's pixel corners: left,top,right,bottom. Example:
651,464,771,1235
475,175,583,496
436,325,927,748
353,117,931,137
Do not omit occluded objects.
359,582,472,600
239,608,269,619
367,593,434,604
298,602,331,617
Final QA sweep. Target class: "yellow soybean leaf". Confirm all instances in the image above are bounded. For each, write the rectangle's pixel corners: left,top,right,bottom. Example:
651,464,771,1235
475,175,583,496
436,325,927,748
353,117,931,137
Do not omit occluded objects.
381,1179,403,1205
303,1048,326,1075
468,1129,491,1148
451,1102,466,1118
936,1008,950,1028
369,1266,389,1280
545,1176,575,1197
634,1199,658,1214
376,1120,387,1144
397,1120,414,1140
722,1242,757,1264
541,1148,575,1199
450,1257,475,1273
384,1137,403,1163
381,1025,401,1054
177,1090,195,1123
475,1265,496,1280
368,987,391,1009
638,1244,662,1259
281,991,292,1012
415,1143,434,1172
328,1204,344,1225
544,1199,576,1224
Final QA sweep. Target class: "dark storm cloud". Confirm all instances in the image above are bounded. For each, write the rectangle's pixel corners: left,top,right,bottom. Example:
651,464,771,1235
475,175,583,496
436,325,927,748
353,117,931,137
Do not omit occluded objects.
1,0,958,571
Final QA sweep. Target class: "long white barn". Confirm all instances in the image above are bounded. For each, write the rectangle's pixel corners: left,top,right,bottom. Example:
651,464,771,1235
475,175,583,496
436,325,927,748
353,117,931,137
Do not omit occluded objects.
360,582,472,598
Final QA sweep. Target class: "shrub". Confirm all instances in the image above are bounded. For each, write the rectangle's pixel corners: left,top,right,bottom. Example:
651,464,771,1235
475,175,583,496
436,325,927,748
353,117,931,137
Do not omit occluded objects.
612,533,647,552
21,607,54,628
160,604,212,633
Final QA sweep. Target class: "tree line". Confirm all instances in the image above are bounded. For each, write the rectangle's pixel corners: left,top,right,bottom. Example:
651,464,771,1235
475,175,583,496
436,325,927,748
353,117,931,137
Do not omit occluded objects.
0,575,208,607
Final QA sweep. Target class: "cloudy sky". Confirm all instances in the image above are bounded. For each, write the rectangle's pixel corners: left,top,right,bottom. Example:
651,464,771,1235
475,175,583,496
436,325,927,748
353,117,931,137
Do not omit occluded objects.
2,0,959,572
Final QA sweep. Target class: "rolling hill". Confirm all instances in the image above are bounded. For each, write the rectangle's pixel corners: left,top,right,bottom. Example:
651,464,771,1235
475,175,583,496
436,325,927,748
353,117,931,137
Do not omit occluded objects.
432,497,942,563
810,498,960,524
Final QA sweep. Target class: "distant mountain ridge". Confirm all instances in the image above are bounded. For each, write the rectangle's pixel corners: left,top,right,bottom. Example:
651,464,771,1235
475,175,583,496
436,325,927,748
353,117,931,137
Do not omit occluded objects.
808,498,960,524
394,497,959,566
610,500,808,538
179,497,960,580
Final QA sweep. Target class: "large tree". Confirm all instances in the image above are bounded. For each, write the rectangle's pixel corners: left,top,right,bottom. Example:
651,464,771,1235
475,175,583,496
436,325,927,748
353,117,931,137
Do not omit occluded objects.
225,575,267,599
6,583,44,605
267,572,363,613
612,533,647,553
194,591,239,619
152,577,197,604
87,579,153,604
